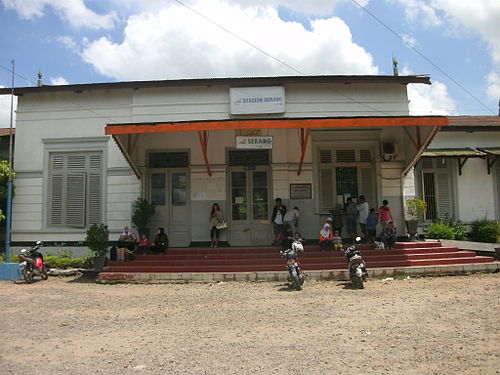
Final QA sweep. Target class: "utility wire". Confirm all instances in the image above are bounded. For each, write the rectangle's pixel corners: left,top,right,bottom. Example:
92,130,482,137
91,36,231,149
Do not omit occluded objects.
172,0,402,117
349,0,495,115
172,0,305,76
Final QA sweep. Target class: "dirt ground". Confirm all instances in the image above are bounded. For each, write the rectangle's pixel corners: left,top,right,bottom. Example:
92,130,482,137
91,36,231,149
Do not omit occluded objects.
0,273,498,375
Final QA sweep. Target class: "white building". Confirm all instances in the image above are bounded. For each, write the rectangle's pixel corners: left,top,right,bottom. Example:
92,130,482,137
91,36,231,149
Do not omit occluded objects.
416,117,500,224
1,75,459,249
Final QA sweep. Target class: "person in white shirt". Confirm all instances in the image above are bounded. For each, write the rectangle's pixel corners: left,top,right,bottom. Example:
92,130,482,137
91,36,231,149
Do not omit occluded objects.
283,206,300,235
357,195,369,240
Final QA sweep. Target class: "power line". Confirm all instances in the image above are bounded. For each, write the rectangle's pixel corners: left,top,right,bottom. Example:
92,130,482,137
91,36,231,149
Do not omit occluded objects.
172,0,306,76
0,63,36,86
349,0,495,115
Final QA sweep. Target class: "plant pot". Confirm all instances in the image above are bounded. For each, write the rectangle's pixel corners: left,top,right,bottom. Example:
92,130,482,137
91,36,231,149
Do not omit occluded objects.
93,256,107,272
405,220,419,241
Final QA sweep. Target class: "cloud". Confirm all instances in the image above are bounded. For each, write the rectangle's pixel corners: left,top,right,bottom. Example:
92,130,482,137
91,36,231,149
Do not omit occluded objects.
0,86,17,128
1,0,117,29
50,76,69,85
81,0,378,80
401,33,418,48
401,67,456,115
394,0,500,101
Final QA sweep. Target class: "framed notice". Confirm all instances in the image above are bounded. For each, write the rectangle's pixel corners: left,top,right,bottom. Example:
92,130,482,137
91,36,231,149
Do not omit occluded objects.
290,183,312,199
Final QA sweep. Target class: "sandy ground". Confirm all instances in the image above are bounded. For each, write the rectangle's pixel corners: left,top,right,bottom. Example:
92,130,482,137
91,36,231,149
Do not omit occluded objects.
0,273,499,375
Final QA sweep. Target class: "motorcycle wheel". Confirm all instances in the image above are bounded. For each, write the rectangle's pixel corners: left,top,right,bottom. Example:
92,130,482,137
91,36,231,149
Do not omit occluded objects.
293,274,301,291
41,270,48,280
22,268,34,284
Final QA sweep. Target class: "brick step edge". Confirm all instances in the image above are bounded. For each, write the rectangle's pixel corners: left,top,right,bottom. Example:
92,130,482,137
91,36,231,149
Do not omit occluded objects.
98,262,500,282
103,256,495,273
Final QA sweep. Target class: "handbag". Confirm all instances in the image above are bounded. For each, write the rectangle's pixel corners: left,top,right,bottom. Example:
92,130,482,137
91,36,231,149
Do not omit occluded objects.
216,221,228,230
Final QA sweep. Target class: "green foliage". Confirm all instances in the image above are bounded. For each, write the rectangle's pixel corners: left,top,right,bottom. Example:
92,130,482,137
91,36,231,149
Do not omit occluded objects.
470,218,500,243
43,254,92,269
426,219,468,240
0,158,15,222
426,222,456,240
131,198,155,231
405,197,427,220
0,253,20,262
85,223,110,256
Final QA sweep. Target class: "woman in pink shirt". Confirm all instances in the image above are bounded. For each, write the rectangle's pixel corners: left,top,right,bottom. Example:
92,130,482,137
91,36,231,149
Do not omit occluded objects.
379,200,393,232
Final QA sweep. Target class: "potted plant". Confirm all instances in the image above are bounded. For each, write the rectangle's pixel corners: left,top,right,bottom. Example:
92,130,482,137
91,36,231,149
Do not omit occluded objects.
131,198,155,237
85,223,110,271
405,197,427,241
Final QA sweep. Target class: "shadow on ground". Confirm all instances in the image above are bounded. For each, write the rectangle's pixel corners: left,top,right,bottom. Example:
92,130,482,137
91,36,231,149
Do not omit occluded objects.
66,271,99,283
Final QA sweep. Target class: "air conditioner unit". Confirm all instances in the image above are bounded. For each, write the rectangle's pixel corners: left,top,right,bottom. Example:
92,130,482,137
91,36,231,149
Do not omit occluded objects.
381,142,399,161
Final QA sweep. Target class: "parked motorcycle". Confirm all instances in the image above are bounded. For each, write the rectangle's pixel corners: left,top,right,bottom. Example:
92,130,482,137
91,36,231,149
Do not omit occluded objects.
19,241,48,283
344,236,368,288
281,239,305,291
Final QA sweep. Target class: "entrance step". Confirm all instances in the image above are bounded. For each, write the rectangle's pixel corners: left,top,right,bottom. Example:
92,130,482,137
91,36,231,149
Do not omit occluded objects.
101,241,497,281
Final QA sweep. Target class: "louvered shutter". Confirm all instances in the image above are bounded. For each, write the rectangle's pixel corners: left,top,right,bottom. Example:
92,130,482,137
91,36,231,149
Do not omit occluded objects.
49,155,64,226
66,173,86,227
88,154,102,225
319,150,332,164
360,167,375,207
320,168,334,213
436,172,453,220
496,162,500,218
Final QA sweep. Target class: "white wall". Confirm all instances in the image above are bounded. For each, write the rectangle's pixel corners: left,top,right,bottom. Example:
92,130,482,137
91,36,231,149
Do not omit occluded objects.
11,80,414,244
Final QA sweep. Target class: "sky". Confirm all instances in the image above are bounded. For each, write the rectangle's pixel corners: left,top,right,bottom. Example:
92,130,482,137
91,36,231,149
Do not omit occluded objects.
0,0,499,128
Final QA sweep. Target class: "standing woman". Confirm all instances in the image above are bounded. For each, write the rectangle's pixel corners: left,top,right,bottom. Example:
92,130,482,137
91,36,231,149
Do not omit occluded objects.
210,203,224,248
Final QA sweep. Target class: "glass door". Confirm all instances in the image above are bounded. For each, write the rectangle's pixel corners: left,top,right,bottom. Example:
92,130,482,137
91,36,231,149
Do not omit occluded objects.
229,168,271,246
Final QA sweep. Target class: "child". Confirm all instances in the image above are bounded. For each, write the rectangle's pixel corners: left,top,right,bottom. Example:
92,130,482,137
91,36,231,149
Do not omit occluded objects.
379,200,393,232
293,231,306,244
333,230,343,251
374,237,385,250
366,208,378,244
137,233,150,254
380,221,397,249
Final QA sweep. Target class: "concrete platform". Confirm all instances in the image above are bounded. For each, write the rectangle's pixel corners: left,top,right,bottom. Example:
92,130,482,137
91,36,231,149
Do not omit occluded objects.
98,261,500,283
0,263,21,281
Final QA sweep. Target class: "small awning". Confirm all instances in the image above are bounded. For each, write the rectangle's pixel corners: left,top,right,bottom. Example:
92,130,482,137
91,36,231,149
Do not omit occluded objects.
422,147,499,175
422,148,485,158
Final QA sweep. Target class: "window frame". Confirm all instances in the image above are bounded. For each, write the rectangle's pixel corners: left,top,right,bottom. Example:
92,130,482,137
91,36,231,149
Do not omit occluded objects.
43,137,108,231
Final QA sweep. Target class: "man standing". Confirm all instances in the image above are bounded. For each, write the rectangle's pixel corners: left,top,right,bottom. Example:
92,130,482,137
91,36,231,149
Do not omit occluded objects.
271,198,287,245
357,195,369,240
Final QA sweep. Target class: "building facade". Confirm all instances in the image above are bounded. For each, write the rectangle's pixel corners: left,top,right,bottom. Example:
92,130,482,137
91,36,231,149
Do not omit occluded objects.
1,75,449,248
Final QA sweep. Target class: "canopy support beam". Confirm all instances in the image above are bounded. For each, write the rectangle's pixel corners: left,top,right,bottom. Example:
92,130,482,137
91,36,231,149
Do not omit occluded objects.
198,131,212,177
297,128,310,176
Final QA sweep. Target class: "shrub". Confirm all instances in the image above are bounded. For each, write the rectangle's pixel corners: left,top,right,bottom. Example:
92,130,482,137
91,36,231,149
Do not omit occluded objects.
470,218,500,243
85,223,110,257
426,222,456,240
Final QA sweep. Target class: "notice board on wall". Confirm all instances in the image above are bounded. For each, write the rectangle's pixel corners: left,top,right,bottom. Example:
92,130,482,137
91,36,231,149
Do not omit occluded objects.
290,183,312,199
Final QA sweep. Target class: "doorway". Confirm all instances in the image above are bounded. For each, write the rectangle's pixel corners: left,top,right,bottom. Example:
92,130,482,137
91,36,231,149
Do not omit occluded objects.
149,169,190,247
228,167,271,246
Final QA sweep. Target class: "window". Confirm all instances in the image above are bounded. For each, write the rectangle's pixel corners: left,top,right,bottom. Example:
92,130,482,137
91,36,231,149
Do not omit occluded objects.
420,157,453,221
319,148,375,213
48,152,102,228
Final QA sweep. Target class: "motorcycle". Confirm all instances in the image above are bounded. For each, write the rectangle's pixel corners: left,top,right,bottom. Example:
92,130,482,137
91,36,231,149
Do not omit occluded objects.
281,239,305,291
344,236,368,289
19,241,48,283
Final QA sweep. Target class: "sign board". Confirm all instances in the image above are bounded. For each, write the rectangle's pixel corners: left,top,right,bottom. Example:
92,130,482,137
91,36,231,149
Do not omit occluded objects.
236,136,273,149
290,183,312,199
230,86,285,115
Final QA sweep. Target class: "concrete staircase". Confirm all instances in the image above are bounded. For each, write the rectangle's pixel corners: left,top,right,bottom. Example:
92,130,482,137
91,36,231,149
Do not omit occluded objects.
98,242,498,282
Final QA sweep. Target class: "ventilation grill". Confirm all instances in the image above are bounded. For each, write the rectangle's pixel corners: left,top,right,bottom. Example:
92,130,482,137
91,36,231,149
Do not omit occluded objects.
360,150,372,162
149,152,189,168
228,150,270,166
336,149,356,163
319,149,332,164
422,158,434,169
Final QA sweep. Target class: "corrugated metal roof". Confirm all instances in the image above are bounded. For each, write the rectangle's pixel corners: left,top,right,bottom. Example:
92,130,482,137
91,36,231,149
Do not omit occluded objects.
422,148,485,157
0,128,15,137
0,74,431,96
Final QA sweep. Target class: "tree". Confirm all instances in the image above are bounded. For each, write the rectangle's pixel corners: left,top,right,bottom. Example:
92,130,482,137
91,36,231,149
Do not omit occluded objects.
0,158,15,222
